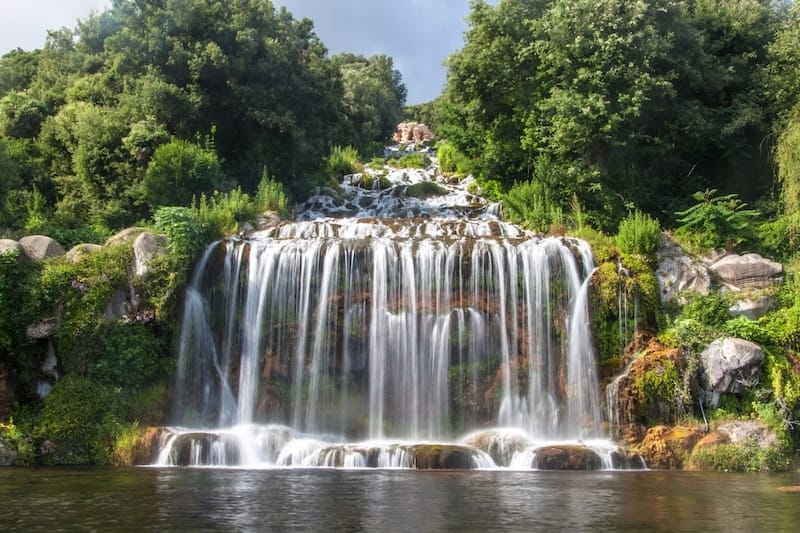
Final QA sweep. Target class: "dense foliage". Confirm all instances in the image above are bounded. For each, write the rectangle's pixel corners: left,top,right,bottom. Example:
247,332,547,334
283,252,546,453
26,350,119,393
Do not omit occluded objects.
438,0,788,230
0,0,405,235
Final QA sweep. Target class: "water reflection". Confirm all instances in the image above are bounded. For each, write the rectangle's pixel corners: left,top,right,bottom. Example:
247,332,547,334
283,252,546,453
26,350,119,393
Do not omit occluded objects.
2,468,799,532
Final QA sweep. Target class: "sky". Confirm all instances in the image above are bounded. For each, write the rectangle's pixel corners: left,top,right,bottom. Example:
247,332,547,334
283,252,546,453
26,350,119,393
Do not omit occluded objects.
0,0,488,104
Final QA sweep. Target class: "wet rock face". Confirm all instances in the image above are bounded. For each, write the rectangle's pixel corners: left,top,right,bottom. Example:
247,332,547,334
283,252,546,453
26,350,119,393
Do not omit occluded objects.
532,445,602,470
700,337,764,405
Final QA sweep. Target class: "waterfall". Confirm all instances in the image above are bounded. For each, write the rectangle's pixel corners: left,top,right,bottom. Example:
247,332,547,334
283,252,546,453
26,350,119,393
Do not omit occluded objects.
159,163,629,468
170,220,601,441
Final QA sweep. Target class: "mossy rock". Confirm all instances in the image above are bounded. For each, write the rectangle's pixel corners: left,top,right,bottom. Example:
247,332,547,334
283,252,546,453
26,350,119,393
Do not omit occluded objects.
532,445,602,470
635,425,704,469
409,443,477,469
405,182,446,198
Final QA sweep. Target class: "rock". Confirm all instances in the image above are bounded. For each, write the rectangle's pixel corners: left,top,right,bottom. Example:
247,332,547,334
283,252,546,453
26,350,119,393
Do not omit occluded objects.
462,428,528,467
717,420,778,449
26,317,60,339
0,238,23,258
133,232,167,278
729,295,778,320
410,443,478,469
392,122,434,144
65,243,102,263
700,337,764,406
656,234,710,303
18,235,65,260
105,227,146,247
103,287,130,322
256,211,281,231
532,445,603,470
636,425,704,469
607,340,689,430
709,253,783,291
0,436,17,466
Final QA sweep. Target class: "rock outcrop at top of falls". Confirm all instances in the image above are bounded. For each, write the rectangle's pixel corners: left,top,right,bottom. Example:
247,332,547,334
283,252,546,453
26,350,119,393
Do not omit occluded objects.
392,121,434,144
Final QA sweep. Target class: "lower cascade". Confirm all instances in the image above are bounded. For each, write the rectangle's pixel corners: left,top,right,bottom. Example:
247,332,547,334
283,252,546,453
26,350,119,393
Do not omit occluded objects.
156,162,640,469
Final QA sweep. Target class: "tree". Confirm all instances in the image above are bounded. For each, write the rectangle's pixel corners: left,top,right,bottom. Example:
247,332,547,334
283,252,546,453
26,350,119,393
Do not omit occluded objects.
144,138,226,209
333,54,407,155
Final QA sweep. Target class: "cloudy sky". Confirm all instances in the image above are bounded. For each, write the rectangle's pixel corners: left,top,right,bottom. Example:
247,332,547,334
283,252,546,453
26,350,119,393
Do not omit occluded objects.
0,0,490,104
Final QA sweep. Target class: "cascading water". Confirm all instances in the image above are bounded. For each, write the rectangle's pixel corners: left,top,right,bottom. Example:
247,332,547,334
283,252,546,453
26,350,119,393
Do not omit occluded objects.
157,153,638,469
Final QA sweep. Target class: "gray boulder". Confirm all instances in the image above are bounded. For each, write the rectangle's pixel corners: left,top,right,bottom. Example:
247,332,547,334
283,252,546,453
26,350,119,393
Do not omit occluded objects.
717,420,778,449
105,227,146,247
729,295,778,320
19,235,65,260
133,232,167,278
709,253,783,291
656,234,711,303
700,337,764,406
65,243,102,263
0,239,23,257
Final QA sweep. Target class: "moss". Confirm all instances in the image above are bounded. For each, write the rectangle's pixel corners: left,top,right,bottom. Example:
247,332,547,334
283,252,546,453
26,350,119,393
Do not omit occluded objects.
405,181,446,198
687,441,791,472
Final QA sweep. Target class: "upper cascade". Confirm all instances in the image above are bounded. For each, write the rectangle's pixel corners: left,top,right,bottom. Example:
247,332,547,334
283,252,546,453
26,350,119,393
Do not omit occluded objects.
295,153,500,221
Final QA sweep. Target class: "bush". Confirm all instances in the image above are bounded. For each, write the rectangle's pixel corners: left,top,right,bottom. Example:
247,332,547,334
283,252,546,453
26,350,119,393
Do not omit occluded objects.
406,181,446,198
674,189,759,252
389,152,430,169
502,180,563,233
153,206,205,266
254,169,290,216
616,210,661,261
436,142,471,175
144,138,226,209
37,375,118,465
91,322,169,391
327,146,362,177
688,442,790,472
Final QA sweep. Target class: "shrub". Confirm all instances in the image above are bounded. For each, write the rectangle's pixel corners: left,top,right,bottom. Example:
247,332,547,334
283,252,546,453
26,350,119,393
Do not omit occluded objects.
90,322,169,391
674,189,759,251
616,210,661,260
327,146,362,177
406,181,446,198
389,152,430,169
255,169,290,216
37,375,118,465
502,180,563,233
688,442,790,472
153,206,205,266
144,138,226,209
436,142,471,175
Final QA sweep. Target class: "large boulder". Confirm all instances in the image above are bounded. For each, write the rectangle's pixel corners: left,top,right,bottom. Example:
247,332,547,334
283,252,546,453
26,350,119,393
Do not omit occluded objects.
105,227,146,247
656,234,711,303
409,443,479,469
700,337,764,406
18,235,65,260
65,243,102,263
532,445,603,470
133,232,167,278
729,295,778,320
709,253,783,291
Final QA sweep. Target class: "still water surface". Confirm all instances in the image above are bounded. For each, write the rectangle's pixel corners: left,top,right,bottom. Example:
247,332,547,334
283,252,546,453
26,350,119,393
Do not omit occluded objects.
2,467,799,532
